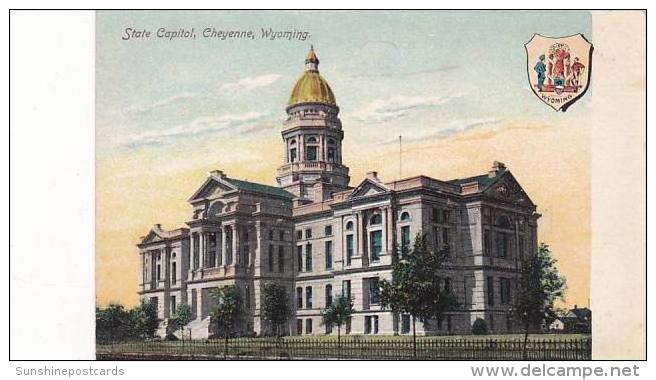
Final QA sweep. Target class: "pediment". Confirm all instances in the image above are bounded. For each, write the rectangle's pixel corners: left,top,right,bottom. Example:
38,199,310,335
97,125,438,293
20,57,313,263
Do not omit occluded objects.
188,176,237,202
141,230,163,244
484,172,534,207
349,178,389,199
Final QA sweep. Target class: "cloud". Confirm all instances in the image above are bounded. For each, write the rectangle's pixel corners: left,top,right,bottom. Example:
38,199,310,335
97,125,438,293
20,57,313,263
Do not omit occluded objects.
117,111,267,148
125,92,200,115
380,117,505,145
353,94,463,122
221,73,282,91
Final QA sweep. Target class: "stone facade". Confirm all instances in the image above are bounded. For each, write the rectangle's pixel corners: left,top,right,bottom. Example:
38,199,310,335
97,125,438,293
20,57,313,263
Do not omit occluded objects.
137,49,540,338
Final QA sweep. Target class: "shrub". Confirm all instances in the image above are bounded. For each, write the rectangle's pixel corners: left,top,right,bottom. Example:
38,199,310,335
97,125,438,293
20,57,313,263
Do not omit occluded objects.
472,318,488,335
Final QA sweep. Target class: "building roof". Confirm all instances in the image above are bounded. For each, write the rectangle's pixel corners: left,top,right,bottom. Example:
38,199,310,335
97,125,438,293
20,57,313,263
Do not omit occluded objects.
288,48,336,107
447,169,506,191
230,178,295,199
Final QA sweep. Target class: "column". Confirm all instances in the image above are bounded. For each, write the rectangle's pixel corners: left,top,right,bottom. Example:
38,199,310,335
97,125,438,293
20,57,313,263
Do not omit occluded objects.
233,225,239,265
190,233,196,270
199,231,205,269
217,230,223,267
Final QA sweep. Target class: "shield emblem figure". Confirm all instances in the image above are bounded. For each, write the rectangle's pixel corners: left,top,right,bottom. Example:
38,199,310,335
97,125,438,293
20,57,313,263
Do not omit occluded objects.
525,33,593,111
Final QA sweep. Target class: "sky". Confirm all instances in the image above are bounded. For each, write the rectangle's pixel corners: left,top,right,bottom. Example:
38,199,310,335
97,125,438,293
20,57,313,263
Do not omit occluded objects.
96,10,592,308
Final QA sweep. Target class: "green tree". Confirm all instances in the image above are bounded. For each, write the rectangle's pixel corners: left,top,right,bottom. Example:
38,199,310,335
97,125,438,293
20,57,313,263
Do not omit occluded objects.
209,285,243,358
321,293,354,358
169,304,193,342
130,299,160,340
261,283,291,337
511,242,566,358
380,233,459,357
96,303,131,342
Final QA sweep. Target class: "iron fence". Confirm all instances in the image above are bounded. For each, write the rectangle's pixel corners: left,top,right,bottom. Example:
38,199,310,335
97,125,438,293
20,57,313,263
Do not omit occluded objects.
97,337,591,360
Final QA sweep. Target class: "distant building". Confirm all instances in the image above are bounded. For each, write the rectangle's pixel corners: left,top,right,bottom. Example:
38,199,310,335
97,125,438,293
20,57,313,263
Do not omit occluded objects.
562,305,592,333
136,48,541,338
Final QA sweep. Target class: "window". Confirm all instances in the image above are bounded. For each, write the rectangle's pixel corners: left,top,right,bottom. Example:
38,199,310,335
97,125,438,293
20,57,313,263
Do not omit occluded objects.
297,319,303,335
500,278,511,305
278,246,285,273
401,226,411,253
306,286,313,309
290,148,297,163
432,208,440,223
193,235,200,268
279,231,285,241
327,147,336,162
325,321,333,334
442,228,450,255
156,264,161,280
346,234,354,266
370,214,382,225
171,262,177,285
296,246,303,273
305,228,312,239
306,146,318,161
296,287,303,309
306,319,313,334
365,316,372,334
442,210,451,223
487,276,495,306
296,230,302,240
346,221,354,231
171,295,176,313
342,280,351,299
484,230,491,256
268,245,274,272
368,277,380,304
365,316,379,334
444,277,452,293
325,225,332,236
245,285,251,309
325,284,333,307
497,232,508,258
401,314,411,334
268,230,274,240
325,241,333,270
305,243,313,272
400,211,410,221
369,230,382,261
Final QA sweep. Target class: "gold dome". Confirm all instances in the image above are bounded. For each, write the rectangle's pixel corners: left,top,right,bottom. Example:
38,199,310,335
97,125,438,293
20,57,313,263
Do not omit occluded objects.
288,48,336,107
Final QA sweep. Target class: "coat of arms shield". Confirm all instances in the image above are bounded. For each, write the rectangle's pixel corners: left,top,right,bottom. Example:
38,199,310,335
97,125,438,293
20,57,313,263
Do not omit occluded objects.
525,33,593,111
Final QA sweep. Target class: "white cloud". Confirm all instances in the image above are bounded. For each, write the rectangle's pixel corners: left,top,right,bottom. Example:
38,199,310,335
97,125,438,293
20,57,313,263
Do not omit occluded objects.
117,111,267,148
353,94,462,122
125,92,200,114
220,73,282,91
381,117,505,145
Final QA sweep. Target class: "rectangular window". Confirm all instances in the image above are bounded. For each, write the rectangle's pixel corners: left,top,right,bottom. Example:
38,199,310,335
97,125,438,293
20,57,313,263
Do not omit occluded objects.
156,264,161,281
444,277,452,293
307,146,318,161
500,278,512,305
278,246,285,273
268,229,274,240
497,232,508,258
487,276,495,306
306,318,313,334
171,295,176,313
297,245,303,272
443,210,451,223
296,287,303,309
305,243,313,272
279,231,285,241
171,262,177,285
401,314,411,334
325,285,333,307
290,148,297,163
268,245,274,272
296,230,302,240
442,227,450,254
306,286,313,309
297,319,303,335
245,285,251,309
484,230,491,256
325,241,333,270
305,228,312,239
342,280,351,299
373,315,379,334
370,230,382,261
432,208,440,223
368,277,380,304
325,225,332,236
243,243,250,266
346,234,354,266
365,316,372,334
401,226,411,253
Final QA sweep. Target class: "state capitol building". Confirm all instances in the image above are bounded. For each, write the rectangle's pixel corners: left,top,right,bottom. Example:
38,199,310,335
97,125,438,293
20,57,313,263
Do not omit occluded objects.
137,48,540,338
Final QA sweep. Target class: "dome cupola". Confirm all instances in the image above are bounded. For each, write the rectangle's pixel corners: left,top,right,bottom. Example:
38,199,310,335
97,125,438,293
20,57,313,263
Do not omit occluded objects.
288,46,336,108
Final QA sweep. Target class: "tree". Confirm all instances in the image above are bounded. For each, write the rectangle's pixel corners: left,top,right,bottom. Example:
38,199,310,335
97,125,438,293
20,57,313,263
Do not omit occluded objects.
471,318,488,335
321,293,354,358
130,300,160,340
261,283,291,337
380,233,459,357
511,242,566,359
169,304,193,342
209,285,243,358
96,303,131,343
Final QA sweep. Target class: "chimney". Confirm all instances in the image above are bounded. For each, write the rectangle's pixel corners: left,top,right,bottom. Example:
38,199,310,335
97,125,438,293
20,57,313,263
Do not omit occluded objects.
210,169,226,179
366,171,380,182
154,223,161,229
488,161,506,178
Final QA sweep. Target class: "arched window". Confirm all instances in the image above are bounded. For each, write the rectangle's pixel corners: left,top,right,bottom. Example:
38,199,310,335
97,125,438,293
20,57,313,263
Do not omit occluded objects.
306,137,319,161
289,139,297,163
345,221,354,231
400,211,410,222
370,214,382,225
327,138,335,145
307,137,318,143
